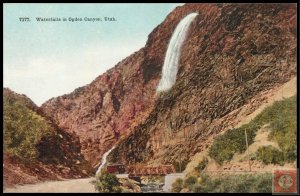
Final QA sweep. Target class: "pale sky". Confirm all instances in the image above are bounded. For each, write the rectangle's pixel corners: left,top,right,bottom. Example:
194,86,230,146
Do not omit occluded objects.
4,3,183,106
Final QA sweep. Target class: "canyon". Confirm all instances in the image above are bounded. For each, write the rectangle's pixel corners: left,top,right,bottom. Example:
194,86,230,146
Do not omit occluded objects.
41,3,296,167
4,3,297,191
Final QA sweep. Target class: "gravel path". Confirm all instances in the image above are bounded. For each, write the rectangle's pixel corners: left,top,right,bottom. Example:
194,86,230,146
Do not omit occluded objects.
4,178,97,193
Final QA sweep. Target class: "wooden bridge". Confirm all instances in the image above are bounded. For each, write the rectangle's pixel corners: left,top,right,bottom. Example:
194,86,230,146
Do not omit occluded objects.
127,165,176,177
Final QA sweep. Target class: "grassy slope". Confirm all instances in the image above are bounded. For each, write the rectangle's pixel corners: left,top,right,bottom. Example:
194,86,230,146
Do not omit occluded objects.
208,95,296,165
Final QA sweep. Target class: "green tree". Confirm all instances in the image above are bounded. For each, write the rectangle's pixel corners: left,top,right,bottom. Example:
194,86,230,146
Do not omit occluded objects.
4,93,55,160
95,170,121,193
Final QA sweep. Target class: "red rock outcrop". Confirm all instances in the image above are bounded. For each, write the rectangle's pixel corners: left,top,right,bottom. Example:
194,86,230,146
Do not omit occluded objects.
108,3,296,166
41,3,296,168
41,49,157,166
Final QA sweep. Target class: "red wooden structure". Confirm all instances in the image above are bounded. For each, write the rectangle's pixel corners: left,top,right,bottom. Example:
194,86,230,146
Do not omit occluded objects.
106,163,126,174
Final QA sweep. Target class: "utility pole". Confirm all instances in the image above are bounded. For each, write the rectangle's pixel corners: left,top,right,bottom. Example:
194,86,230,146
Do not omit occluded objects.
133,139,136,174
244,128,251,172
178,141,183,173
179,151,182,173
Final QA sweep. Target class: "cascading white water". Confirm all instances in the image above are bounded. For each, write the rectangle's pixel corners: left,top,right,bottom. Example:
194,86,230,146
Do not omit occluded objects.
95,146,115,175
156,13,198,92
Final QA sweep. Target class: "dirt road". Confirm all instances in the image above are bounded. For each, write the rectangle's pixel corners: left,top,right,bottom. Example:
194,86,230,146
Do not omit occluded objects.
4,178,97,193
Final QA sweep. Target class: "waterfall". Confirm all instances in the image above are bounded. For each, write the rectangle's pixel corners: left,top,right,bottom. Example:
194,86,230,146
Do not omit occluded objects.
156,13,198,92
96,146,115,175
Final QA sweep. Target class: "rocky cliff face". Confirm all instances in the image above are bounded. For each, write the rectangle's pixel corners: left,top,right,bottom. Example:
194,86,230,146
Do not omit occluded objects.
41,3,296,168
108,3,296,166
41,48,157,166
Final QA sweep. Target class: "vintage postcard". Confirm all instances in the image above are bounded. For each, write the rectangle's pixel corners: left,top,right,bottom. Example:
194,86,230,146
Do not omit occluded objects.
3,3,298,193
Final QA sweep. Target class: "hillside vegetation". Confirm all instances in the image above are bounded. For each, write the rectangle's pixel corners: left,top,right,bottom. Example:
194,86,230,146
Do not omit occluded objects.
209,95,296,165
4,88,57,160
172,173,272,193
3,88,94,188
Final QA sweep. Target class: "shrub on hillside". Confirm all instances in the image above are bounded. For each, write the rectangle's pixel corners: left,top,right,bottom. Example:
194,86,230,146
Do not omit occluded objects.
171,178,183,193
183,175,197,190
256,146,285,165
195,157,209,173
94,170,121,193
191,173,272,193
255,96,296,162
208,123,257,164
